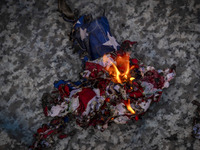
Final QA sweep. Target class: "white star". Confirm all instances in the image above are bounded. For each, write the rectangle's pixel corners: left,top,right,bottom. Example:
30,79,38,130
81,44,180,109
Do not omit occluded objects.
76,20,81,24
80,28,88,41
103,32,119,50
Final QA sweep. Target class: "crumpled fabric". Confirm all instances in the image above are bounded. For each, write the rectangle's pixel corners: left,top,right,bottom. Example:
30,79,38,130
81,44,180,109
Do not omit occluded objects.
29,117,69,149
42,51,176,125
32,49,175,149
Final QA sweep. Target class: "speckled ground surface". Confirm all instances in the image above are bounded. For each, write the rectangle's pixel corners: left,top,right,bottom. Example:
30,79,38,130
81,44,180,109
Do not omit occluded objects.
0,0,200,149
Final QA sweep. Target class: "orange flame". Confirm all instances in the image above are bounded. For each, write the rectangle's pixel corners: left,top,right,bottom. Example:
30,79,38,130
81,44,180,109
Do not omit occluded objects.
116,54,129,79
103,55,122,83
126,99,135,114
103,53,135,83
103,53,136,114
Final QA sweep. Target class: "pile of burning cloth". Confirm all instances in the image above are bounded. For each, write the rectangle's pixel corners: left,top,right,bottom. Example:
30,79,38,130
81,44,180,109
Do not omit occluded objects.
29,15,176,149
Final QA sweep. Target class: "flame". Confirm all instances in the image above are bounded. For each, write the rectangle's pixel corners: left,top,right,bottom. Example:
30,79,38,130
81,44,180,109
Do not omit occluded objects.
103,53,134,83
116,53,129,80
103,53,136,114
103,55,122,83
126,99,135,114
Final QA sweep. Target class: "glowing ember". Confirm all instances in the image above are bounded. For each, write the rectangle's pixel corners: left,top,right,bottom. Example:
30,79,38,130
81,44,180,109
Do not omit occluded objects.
126,99,135,114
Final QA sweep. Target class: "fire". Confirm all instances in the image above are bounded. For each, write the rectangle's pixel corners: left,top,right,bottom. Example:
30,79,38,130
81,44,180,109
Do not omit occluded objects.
126,99,135,114
103,53,135,83
103,55,122,83
103,53,136,114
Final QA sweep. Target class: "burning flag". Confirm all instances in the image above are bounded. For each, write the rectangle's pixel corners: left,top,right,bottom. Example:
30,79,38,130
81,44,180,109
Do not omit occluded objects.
30,12,176,149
